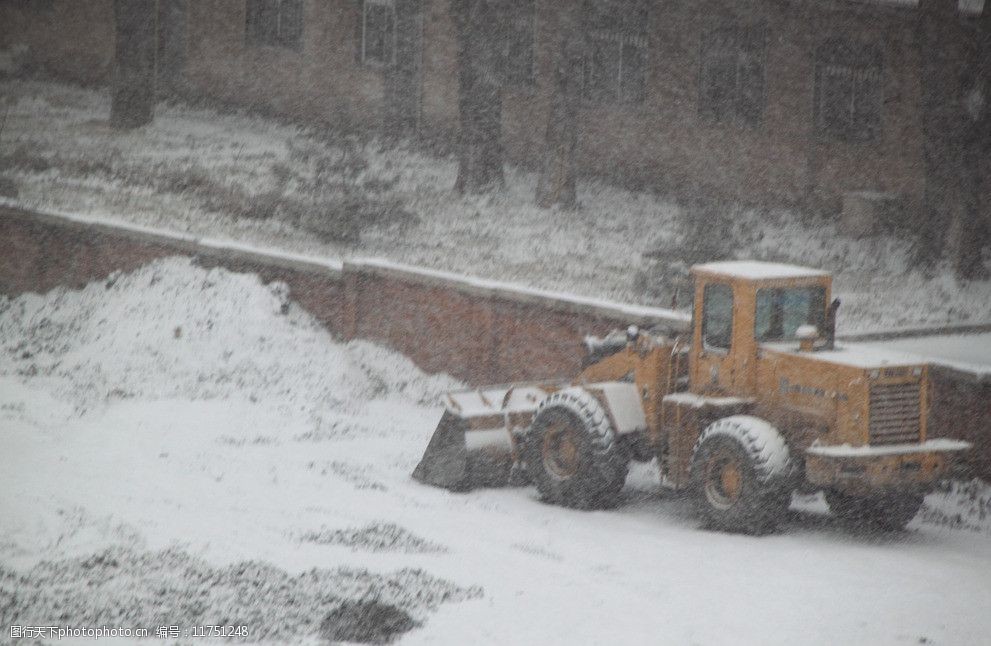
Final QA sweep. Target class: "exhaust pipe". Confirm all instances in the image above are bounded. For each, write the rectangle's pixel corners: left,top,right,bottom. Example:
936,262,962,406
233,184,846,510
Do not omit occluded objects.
825,298,841,350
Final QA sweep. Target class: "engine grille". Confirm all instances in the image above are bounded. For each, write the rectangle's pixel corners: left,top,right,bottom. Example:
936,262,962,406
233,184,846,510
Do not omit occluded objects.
869,382,922,445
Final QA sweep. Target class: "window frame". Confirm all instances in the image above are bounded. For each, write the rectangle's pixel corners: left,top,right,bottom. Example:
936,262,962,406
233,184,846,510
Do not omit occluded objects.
698,23,767,127
361,0,397,68
580,1,649,105
813,39,883,143
25,0,56,15
582,30,647,105
245,0,304,50
701,282,734,353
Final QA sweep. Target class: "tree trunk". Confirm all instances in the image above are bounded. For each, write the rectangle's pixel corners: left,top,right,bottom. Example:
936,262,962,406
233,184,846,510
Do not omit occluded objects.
802,3,827,214
111,0,157,130
453,0,506,194
915,0,965,268
955,7,991,279
535,5,583,209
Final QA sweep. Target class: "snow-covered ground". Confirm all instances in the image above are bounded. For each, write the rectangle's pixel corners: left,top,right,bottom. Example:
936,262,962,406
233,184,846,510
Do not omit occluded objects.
2,258,990,645
2,78,991,334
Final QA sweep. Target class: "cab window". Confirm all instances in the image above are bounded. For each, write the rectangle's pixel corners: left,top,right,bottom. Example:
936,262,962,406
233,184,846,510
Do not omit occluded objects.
702,283,733,350
755,286,826,342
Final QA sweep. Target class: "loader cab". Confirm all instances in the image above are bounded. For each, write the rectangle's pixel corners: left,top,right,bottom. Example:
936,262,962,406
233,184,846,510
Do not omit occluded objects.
689,261,832,396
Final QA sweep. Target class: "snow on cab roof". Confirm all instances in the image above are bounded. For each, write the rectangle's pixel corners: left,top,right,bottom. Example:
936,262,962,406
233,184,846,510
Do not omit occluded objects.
692,260,829,281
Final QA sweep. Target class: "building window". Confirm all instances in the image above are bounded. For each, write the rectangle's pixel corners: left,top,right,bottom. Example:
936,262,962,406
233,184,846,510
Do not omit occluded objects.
362,0,396,67
699,24,766,126
246,0,304,49
504,0,535,86
814,39,883,142
581,1,648,104
24,0,56,14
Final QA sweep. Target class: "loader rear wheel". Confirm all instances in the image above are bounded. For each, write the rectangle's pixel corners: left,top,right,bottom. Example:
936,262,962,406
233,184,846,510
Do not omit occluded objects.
524,387,629,510
690,416,794,534
825,491,924,531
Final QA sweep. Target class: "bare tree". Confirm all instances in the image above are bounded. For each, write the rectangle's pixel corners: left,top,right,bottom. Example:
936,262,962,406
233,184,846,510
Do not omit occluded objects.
535,3,584,209
916,0,962,267
956,6,991,279
111,0,157,130
916,0,991,278
452,0,510,194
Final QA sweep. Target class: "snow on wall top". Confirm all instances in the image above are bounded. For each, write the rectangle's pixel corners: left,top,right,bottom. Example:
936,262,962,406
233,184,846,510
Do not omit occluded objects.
692,261,829,281
353,258,692,330
0,198,345,276
0,202,691,332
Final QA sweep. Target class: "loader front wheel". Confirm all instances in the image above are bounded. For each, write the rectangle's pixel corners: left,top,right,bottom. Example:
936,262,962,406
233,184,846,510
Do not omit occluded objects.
524,388,629,510
690,416,794,534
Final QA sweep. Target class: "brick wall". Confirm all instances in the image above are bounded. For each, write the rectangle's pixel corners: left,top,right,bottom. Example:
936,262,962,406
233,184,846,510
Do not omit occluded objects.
344,263,672,384
929,366,991,478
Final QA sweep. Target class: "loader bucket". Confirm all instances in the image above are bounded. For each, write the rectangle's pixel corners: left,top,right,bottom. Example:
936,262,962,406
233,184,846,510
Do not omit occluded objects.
412,410,509,491
413,384,554,491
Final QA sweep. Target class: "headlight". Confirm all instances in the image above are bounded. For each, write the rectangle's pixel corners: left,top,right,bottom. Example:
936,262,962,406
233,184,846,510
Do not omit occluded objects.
912,367,923,377
869,369,880,379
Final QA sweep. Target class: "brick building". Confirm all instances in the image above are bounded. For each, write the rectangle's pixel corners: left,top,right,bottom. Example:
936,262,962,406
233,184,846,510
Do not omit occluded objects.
0,0,984,213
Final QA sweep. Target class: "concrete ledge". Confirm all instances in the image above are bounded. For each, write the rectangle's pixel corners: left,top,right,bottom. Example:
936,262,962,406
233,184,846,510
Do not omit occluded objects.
840,322,991,343
0,199,345,280
0,199,689,331
349,258,691,332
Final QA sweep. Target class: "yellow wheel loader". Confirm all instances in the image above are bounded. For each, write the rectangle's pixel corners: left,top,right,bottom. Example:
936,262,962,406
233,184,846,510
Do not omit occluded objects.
413,261,972,533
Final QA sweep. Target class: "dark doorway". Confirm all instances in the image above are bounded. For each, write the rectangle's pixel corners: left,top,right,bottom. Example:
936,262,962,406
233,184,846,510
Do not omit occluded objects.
384,0,423,135
157,0,187,94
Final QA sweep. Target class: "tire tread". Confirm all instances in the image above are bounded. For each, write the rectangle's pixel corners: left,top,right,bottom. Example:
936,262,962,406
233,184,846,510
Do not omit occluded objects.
526,387,629,508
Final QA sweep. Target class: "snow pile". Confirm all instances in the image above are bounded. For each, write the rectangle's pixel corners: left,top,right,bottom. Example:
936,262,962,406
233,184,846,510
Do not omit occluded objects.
919,479,991,534
0,546,478,642
0,256,459,418
299,522,448,554
0,257,477,642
